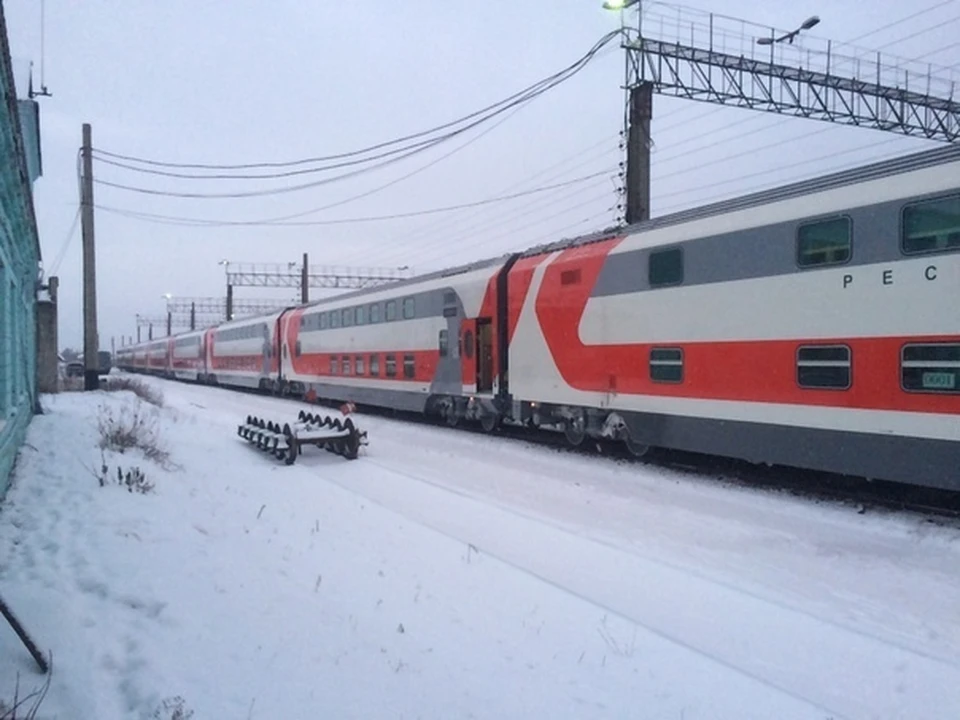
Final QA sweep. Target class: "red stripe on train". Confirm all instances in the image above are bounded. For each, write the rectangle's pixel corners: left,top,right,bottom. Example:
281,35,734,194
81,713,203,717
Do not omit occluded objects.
533,240,960,415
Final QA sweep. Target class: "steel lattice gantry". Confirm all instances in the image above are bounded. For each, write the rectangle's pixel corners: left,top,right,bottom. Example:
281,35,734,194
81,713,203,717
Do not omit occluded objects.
224,264,412,290
165,297,289,316
627,37,960,142
611,4,960,223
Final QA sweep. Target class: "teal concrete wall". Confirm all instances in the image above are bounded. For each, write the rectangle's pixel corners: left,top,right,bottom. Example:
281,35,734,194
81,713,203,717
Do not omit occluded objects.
0,4,42,497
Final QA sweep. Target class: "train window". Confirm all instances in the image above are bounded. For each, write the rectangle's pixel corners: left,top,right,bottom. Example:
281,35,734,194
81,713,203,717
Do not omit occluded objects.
901,344,960,393
370,303,381,324
439,330,449,357
319,313,328,330
649,347,683,383
902,195,960,255
386,354,397,377
796,345,851,389
342,357,351,376
404,354,415,379
370,354,380,376
330,311,341,329
356,305,367,325
342,308,353,327
386,300,397,321
797,216,852,267
355,356,365,375
402,297,416,319
649,248,683,287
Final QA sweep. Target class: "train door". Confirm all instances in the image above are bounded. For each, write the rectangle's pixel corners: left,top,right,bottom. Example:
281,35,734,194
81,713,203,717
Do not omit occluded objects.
476,318,494,393
460,319,477,393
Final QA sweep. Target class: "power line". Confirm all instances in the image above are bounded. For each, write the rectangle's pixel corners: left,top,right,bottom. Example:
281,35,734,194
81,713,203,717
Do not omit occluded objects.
91,30,621,175
95,170,613,228
841,0,956,44
654,136,918,213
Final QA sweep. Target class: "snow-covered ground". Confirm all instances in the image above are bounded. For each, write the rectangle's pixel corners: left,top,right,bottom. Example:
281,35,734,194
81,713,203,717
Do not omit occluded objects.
2,376,960,719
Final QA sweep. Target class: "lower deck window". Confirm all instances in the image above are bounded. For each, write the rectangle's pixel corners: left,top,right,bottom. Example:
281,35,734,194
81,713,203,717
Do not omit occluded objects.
797,345,851,389
902,344,960,393
330,357,339,375
341,356,351,376
355,356,365,375
369,354,380,376
649,347,683,383
403,354,415,379
385,354,396,378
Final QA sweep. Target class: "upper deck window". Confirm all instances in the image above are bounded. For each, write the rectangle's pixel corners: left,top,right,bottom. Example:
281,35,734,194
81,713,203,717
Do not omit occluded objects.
902,195,960,255
797,216,852,267
649,248,683,287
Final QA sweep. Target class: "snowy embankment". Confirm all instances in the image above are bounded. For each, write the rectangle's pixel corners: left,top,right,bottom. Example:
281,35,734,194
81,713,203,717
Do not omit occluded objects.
1,377,959,719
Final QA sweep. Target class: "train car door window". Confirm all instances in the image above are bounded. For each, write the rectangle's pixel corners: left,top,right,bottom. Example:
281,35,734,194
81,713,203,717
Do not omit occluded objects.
476,318,494,393
797,217,852,267
649,248,683,287
796,345,851,389
439,330,449,357
902,195,960,255
901,344,960,393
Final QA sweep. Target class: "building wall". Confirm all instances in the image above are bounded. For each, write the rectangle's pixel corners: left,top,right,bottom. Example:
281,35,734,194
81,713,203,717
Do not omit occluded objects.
0,3,42,497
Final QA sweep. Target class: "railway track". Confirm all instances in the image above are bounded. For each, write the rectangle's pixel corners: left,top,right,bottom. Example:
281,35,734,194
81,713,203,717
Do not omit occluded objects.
215,381,960,524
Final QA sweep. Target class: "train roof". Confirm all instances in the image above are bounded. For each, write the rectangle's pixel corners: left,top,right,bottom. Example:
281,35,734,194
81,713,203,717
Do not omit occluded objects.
519,141,960,258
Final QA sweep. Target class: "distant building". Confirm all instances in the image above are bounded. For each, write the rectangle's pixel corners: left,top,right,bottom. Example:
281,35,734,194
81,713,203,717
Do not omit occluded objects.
0,4,43,497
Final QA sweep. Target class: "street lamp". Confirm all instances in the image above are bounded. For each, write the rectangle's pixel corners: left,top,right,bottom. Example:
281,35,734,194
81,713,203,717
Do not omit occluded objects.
602,0,639,9
757,16,820,45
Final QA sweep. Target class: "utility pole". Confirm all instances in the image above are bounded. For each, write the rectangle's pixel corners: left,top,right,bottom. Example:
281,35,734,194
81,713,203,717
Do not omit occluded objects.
137,326,141,343
80,123,100,390
189,302,196,331
301,253,309,305
225,284,233,321
148,324,153,341
166,311,172,337
624,82,652,224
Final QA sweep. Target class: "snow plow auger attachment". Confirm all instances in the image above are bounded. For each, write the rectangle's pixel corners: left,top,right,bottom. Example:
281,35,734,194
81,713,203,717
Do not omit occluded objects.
237,406,368,464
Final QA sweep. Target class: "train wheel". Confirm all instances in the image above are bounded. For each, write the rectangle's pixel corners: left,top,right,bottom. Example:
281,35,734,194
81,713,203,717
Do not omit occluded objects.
624,432,650,458
563,416,586,447
480,413,500,433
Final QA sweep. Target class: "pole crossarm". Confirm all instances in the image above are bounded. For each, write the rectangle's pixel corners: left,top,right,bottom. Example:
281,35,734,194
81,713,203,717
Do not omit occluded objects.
223,263,413,290
626,38,960,142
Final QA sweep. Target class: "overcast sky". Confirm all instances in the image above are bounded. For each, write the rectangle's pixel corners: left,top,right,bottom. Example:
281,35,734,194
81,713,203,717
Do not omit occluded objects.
4,0,959,350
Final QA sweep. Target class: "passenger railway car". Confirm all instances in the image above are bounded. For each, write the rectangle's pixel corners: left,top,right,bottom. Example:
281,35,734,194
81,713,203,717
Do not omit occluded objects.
115,145,960,491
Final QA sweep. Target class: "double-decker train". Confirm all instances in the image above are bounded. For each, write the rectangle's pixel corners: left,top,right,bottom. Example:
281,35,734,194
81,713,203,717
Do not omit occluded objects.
116,145,960,491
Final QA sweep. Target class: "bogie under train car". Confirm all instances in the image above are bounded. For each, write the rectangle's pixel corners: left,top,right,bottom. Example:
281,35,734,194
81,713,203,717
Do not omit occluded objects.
116,145,960,490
